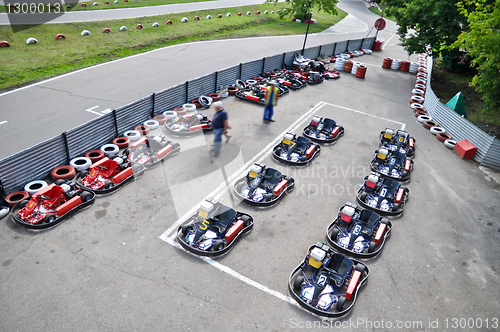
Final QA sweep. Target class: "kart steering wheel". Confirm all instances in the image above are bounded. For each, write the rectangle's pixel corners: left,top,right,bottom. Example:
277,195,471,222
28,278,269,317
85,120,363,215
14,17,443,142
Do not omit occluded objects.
95,165,108,170
37,195,50,200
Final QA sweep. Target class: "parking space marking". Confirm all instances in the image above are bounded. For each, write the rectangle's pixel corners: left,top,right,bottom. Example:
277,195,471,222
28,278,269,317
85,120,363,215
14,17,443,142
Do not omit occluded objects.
85,105,101,116
159,102,406,317
0,120,7,126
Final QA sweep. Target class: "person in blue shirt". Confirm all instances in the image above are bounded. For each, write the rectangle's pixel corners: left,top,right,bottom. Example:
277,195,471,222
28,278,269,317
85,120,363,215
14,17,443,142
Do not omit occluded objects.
263,80,279,123
211,101,231,157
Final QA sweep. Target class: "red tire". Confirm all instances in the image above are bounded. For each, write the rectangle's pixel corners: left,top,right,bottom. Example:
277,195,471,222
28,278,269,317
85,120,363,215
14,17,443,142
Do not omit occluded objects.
413,106,427,114
0,41,11,48
136,24,143,29
437,132,452,142
154,114,168,124
103,28,111,33
194,16,200,20
208,93,221,101
85,150,105,163
81,3,86,6
50,165,76,181
228,86,238,95
55,34,66,40
134,124,150,135
5,191,30,207
414,110,427,117
173,107,187,115
423,120,439,129
166,20,173,25
112,137,130,149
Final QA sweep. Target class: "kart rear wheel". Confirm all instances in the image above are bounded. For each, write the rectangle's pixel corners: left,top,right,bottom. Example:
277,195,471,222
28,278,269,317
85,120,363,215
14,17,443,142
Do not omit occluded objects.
368,242,376,253
104,181,114,190
265,193,273,201
380,218,389,225
336,296,346,311
293,276,304,290
181,225,193,236
330,227,339,241
360,193,367,202
355,264,366,274
80,171,89,179
81,191,92,203
392,203,400,212
213,240,226,251
44,213,56,224
55,179,66,186
19,200,29,209
240,215,251,227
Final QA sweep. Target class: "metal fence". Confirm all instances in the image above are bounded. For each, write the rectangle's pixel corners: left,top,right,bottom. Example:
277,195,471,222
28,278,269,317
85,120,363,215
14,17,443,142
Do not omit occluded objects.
424,57,500,170
0,37,375,193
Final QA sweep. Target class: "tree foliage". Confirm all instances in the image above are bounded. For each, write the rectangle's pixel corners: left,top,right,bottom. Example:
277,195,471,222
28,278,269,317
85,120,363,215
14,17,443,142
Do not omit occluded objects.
381,0,466,55
452,0,500,112
265,0,338,21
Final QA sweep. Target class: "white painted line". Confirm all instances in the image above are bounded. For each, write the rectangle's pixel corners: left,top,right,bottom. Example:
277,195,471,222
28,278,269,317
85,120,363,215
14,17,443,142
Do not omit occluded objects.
101,108,112,114
0,120,7,125
85,105,102,116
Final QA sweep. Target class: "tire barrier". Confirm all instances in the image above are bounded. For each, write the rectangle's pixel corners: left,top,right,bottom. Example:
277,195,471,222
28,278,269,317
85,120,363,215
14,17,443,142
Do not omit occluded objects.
65,4,72,8
81,30,91,36
430,126,445,136
181,17,188,23
163,111,177,119
334,58,345,71
55,34,66,40
228,86,238,95
412,88,425,96
166,20,173,24
70,156,92,171
350,62,361,75
93,2,98,5
111,137,130,149
217,14,222,18
400,61,410,72
206,15,212,19
134,124,150,135
208,93,221,101
123,130,141,142
444,139,457,149
410,102,423,109
373,39,383,51
103,28,111,33
417,115,432,123
198,96,212,107
144,119,159,130
355,65,367,79
136,24,143,29
100,143,120,156
0,41,11,48
437,132,452,142
237,13,241,16
271,11,274,14
382,57,392,69
409,62,418,73
50,165,76,181
246,11,251,15
5,191,30,207
410,95,425,104
414,83,426,91
120,26,127,31
152,22,160,27
416,72,427,79
81,3,86,6
423,120,439,129
190,99,203,108
183,103,197,112
154,114,168,124
362,48,373,55
391,59,401,70
264,10,268,14
414,109,427,117
114,0,118,3
26,37,38,45
226,13,231,17
104,1,109,4
343,60,353,73
24,180,48,195
416,77,427,85
413,106,427,115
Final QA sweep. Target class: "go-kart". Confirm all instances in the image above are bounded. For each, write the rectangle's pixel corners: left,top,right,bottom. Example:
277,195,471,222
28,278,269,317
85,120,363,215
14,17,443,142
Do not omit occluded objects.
272,133,321,166
356,172,409,216
177,198,254,256
370,148,414,182
123,135,181,168
0,189,9,219
289,242,369,318
233,163,295,206
76,156,145,194
326,202,392,258
10,180,95,229
380,128,415,158
164,114,212,136
235,80,289,105
303,116,344,143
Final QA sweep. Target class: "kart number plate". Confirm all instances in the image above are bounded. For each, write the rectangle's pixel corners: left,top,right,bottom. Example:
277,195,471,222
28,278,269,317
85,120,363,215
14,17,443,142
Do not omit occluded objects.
199,219,211,231
317,274,327,287
380,188,387,198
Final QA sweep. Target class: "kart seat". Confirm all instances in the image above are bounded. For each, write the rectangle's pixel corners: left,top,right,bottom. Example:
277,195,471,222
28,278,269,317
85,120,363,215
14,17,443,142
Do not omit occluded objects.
260,168,282,191
321,118,336,132
390,151,406,165
211,205,237,234
295,136,311,153
185,116,200,126
381,178,400,198
356,209,380,236
324,254,353,288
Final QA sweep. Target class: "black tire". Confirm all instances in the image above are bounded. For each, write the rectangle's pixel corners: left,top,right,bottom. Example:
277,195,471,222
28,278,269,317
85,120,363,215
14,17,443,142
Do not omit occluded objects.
380,218,389,225
368,241,376,253
213,240,225,251
355,264,366,274
293,276,304,291
330,227,339,241
240,215,251,227
104,181,114,190
401,171,408,178
300,155,307,161
123,148,131,157
80,170,89,179
81,191,92,203
336,296,346,311
284,176,292,182
19,200,29,209
55,179,66,186
392,203,400,212
44,213,56,224
182,225,193,236
275,147,282,155
360,193,367,202
265,193,274,201
304,128,311,135
107,154,118,160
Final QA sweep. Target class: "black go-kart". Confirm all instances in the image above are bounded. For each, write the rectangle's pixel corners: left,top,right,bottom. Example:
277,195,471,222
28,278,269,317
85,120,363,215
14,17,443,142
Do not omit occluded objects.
235,79,289,105
177,198,253,257
164,114,212,136
356,172,409,216
123,135,181,168
303,115,344,143
305,71,324,84
370,148,414,182
272,133,321,166
326,202,393,258
380,128,415,158
233,163,295,206
289,242,369,318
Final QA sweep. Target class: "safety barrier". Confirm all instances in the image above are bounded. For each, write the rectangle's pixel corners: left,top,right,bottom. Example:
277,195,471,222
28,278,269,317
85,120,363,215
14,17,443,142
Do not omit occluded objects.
423,57,500,170
0,37,375,193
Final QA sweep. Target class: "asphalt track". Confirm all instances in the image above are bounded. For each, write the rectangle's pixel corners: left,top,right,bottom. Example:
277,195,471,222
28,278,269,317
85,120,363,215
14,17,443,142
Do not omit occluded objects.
1,1,499,331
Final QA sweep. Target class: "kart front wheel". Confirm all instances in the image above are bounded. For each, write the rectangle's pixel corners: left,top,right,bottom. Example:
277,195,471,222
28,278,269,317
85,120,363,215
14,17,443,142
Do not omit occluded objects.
55,179,66,186
81,191,92,203
104,181,114,190
293,276,304,291
213,240,226,251
181,225,193,236
360,193,367,202
44,213,56,224
330,227,339,241
336,296,346,311
368,242,376,253
18,200,29,209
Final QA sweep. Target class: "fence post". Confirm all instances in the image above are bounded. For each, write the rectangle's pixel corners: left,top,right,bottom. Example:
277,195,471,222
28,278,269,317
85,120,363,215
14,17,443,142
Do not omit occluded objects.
112,109,119,137
214,71,219,93
346,39,350,52
185,81,189,103
262,57,266,75
62,132,71,163
282,53,286,68
239,63,243,79
151,93,156,117
332,43,337,56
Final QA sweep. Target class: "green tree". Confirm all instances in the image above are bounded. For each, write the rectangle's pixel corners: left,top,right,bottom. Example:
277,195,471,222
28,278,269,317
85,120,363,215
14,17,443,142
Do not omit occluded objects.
452,0,500,112
265,0,338,21
381,0,466,56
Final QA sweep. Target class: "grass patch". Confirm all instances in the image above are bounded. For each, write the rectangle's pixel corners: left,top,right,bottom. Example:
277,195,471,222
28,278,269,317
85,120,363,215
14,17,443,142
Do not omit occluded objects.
431,58,500,137
0,0,215,13
367,3,396,22
0,4,347,91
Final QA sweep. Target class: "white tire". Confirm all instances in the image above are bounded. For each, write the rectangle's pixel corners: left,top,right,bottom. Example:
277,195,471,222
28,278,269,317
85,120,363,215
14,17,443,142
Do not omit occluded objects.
246,11,251,15
152,22,159,27
123,130,141,142
444,139,457,149
0,206,9,219
410,102,423,109
183,103,197,112
144,120,159,130
93,2,98,5
264,10,268,14
206,15,212,19
120,26,127,31
226,13,231,17
81,30,91,36
181,17,188,23
26,37,38,45
411,95,425,103
163,111,177,119
412,88,425,95
101,144,119,156
114,0,118,3
24,180,48,195
430,126,445,135
417,115,432,123
70,157,92,172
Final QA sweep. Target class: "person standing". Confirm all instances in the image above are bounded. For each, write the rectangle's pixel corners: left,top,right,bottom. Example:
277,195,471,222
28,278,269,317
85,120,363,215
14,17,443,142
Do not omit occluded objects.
211,101,231,157
263,80,279,123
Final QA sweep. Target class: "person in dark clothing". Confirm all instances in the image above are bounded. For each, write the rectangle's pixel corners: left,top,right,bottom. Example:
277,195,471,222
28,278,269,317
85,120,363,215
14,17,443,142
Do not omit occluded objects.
211,101,231,157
